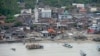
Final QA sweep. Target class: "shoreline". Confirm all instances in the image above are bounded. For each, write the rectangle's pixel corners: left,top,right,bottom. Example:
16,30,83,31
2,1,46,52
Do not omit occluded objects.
0,40,22,43
0,39,100,44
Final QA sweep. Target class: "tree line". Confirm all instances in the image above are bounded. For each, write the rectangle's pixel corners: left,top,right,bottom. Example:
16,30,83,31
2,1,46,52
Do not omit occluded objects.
0,0,100,16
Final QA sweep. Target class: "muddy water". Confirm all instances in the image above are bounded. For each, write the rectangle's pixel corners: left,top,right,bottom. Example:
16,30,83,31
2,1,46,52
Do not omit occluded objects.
0,43,100,56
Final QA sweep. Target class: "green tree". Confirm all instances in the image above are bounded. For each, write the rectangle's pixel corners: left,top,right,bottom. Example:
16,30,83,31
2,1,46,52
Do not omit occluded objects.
0,0,19,16
5,15,15,23
14,22,23,27
24,0,35,9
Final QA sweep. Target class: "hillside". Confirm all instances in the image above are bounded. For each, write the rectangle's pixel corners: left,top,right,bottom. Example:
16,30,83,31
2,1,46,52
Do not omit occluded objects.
0,0,19,16
0,0,100,16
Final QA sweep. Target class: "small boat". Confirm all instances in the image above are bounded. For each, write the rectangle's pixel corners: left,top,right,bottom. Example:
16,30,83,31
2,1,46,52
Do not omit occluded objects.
25,43,43,49
63,43,73,48
80,50,87,56
97,46,100,51
11,48,16,51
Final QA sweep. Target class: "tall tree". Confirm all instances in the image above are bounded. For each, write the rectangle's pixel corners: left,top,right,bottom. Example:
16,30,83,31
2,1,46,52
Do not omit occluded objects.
0,0,19,16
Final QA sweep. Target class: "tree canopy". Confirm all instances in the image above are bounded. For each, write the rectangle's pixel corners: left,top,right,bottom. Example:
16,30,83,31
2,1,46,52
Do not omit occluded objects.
0,0,100,16
0,0,19,16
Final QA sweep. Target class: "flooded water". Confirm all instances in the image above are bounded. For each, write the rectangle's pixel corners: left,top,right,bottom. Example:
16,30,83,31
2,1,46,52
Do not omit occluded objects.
0,43,100,56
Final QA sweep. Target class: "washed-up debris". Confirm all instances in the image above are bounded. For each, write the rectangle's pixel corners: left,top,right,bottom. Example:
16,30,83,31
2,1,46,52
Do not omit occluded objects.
80,50,87,56
73,35,87,41
25,43,43,49
11,48,16,51
93,37,100,42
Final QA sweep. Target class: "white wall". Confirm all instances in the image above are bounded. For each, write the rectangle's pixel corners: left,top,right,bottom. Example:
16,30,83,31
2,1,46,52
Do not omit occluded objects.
21,9,32,14
41,8,51,18
90,7,97,12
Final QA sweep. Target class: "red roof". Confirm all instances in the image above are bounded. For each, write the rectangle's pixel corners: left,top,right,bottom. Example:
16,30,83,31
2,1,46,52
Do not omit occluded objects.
48,28,56,33
79,8,86,12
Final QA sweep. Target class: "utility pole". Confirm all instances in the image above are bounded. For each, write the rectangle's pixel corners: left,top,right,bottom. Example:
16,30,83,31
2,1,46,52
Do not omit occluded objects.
34,0,39,23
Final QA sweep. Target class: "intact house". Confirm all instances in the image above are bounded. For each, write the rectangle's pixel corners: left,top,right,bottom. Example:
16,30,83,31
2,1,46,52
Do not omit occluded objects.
88,17,100,34
0,33,4,40
41,8,52,18
21,9,32,14
16,9,33,26
7,27,26,39
0,15,6,24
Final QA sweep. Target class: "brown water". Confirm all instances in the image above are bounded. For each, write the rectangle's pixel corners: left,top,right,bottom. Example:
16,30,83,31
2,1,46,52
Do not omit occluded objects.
0,43,100,56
